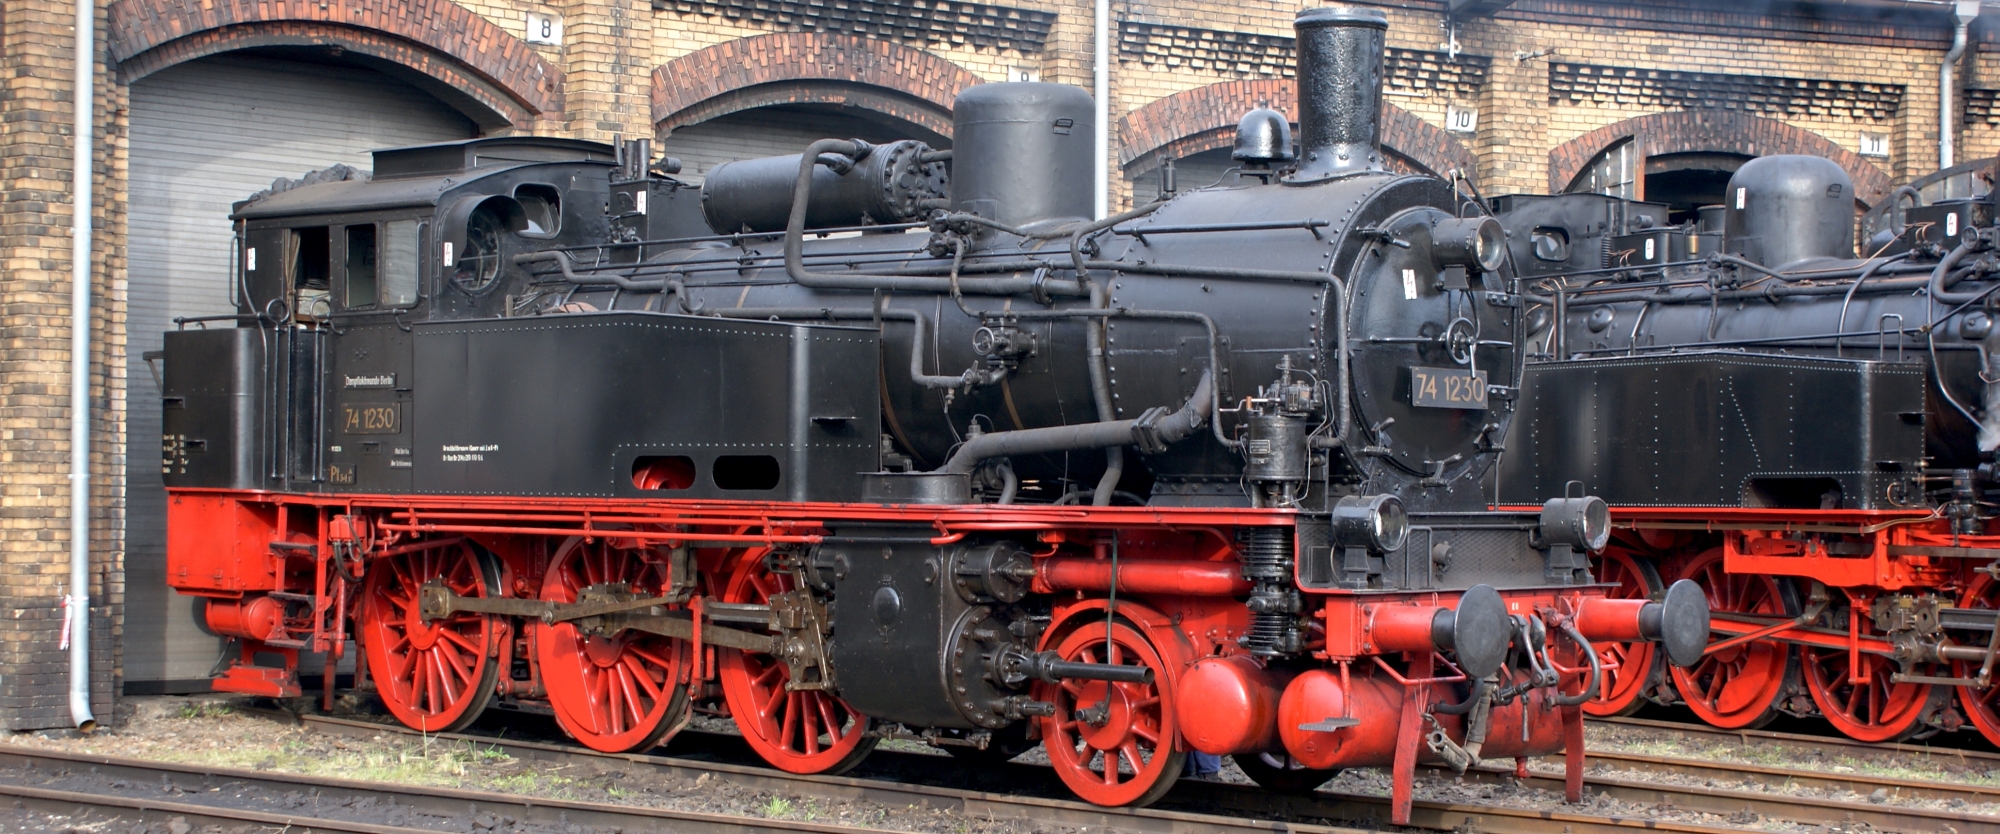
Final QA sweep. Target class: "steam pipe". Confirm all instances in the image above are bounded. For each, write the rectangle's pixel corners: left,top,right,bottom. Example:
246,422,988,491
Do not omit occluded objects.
1836,252,1914,355
703,306,1001,390
940,371,1211,475
976,304,1239,449
784,139,1086,296
1931,238,1984,303
69,0,96,732
1038,557,1252,595
514,252,698,312
938,200,1164,241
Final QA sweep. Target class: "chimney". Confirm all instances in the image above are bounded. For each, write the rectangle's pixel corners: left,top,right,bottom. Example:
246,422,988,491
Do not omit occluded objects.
1287,6,1388,184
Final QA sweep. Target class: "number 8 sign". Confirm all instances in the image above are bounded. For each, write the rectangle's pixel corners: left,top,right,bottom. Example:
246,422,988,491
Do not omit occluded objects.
525,12,562,46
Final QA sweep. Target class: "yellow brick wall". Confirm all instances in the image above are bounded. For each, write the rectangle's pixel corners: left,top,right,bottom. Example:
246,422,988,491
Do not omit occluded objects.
1,0,126,678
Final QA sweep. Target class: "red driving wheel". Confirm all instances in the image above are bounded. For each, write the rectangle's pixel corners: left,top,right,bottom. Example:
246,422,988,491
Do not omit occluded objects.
1801,632,1932,743
1667,547,1795,729
1956,574,2000,746
1582,544,1663,717
536,538,690,753
359,541,500,733
716,554,877,775
1033,619,1185,807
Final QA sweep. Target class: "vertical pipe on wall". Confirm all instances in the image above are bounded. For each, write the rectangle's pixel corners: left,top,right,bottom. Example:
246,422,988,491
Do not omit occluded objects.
69,0,97,732
1092,0,1108,219
1942,2,1979,169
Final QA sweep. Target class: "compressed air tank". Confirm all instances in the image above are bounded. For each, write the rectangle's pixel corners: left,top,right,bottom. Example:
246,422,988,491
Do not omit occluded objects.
700,139,947,234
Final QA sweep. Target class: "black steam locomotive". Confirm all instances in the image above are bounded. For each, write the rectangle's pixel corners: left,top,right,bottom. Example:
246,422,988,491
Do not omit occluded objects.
1492,156,2000,744
157,7,1698,817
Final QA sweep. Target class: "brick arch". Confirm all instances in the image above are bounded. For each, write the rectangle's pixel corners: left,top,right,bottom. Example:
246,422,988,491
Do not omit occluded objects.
1548,110,1892,206
653,33,984,131
657,80,954,141
107,0,563,125
1117,78,1478,183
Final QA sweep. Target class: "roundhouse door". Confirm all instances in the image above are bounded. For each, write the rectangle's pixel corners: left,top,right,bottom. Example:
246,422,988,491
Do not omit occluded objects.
125,53,477,692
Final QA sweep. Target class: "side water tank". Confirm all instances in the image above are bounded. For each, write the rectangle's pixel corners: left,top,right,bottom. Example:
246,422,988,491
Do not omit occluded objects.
949,83,1094,230
1723,155,1854,268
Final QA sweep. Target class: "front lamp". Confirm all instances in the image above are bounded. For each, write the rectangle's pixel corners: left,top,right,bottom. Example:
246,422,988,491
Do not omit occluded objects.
1432,216,1508,274
1333,494,1410,553
1540,496,1610,552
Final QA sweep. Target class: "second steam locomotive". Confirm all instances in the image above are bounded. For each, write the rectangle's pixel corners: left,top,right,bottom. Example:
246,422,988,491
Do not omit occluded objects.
1494,153,2000,745
156,6,1700,819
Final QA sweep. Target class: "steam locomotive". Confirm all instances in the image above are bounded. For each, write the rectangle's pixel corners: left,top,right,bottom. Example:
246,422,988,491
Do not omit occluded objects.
157,7,1701,817
1493,156,2000,744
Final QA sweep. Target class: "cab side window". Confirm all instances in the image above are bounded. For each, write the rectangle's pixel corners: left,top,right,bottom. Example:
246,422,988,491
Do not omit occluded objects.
344,224,378,308
383,220,421,307
290,226,331,319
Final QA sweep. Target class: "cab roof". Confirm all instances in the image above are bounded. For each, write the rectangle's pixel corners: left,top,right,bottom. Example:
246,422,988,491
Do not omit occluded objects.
230,137,614,221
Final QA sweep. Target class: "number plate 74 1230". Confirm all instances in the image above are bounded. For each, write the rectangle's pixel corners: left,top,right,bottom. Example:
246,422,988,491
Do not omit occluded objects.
1409,367,1489,410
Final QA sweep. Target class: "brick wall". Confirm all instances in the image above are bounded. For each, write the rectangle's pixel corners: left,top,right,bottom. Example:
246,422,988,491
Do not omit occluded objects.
2,0,124,731
0,0,1970,721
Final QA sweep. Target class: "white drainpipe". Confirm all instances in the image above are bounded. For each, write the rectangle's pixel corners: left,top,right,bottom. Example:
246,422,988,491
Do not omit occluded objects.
1942,1,1980,169
69,0,97,732
1093,0,1108,219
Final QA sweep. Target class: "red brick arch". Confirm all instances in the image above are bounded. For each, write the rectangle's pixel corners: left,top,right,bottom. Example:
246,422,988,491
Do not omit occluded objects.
653,33,984,133
1117,78,1479,183
107,0,563,126
1548,110,1892,206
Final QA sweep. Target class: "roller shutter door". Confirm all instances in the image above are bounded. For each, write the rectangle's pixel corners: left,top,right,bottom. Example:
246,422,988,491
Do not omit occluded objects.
125,53,477,691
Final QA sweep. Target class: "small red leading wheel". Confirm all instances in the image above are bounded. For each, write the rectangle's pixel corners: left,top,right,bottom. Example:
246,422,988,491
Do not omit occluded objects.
1668,548,1795,730
359,541,500,733
1801,636,1933,743
536,538,691,753
1955,574,2000,746
1582,544,1663,717
1034,620,1185,807
716,554,877,775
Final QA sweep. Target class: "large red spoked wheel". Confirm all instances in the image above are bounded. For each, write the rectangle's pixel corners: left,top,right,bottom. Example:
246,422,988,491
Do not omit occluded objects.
716,554,877,775
1955,574,2000,746
1801,635,1932,743
1034,620,1186,807
536,538,690,753
359,541,500,733
1582,544,1664,717
1667,548,1796,730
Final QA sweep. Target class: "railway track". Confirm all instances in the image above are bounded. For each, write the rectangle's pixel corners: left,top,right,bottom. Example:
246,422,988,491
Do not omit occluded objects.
0,744,906,834
289,711,1996,834
1597,715,2000,766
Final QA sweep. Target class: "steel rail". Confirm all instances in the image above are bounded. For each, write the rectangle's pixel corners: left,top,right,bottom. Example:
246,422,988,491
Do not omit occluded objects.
1462,759,1999,831
1538,748,2000,805
0,781,437,834
296,713,1801,834
0,746,900,834
1596,715,2000,765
